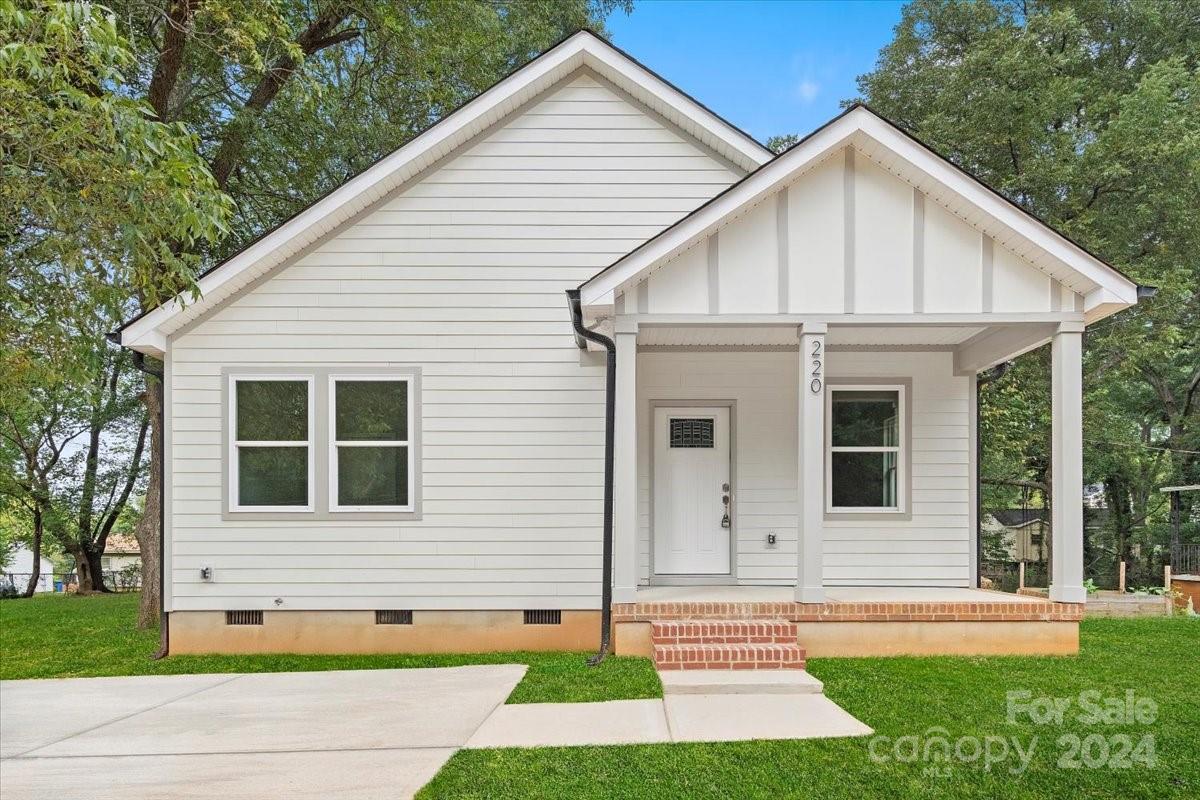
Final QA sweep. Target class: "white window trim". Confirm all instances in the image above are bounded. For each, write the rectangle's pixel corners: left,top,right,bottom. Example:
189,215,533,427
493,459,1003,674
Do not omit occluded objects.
328,375,415,513
825,384,906,515
228,374,315,513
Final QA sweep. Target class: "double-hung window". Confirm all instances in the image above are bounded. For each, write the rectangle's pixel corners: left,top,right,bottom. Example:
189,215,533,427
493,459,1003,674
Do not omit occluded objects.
827,386,904,513
229,376,314,511
329,377,414,512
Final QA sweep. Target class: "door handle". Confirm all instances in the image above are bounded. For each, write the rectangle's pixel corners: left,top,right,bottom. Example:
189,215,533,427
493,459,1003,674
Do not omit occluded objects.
720,487,731,528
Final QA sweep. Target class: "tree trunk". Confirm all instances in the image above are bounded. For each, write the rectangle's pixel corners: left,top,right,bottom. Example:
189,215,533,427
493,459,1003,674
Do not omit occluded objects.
1105,474,1132,569
135,376,163,628
21,511,45,598
73,546,109,593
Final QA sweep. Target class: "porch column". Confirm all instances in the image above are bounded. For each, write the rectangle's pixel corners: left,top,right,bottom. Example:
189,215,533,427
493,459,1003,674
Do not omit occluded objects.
1050,323,1087,603
613,320,639,604
796,323,826,603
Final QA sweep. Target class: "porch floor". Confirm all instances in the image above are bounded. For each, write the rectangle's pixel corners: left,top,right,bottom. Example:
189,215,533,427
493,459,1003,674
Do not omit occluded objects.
633,585,1045,604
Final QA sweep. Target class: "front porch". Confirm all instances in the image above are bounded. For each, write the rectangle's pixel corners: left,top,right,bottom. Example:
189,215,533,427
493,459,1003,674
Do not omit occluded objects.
613,585,1083,661
604,322,1088,602
573,118,1140,662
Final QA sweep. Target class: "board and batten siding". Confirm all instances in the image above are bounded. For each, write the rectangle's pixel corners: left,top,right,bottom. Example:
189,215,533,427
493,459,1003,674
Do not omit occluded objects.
636,351,971,587
640,147,1082,315
167,71,743,612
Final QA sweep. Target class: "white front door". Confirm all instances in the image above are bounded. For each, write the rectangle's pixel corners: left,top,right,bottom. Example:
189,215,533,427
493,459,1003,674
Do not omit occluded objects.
653,406,732,576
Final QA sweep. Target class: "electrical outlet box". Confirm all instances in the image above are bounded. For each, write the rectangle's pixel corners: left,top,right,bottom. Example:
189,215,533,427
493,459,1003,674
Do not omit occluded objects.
767,532,777,546
200,566,213,582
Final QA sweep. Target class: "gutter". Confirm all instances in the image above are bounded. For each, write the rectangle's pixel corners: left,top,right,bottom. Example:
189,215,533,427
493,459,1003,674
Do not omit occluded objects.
108,332,169,660
565,290,615,666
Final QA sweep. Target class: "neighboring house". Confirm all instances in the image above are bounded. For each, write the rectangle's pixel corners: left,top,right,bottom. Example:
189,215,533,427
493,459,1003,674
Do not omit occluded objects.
101,534,141,573
1,545,55,593
113,32,1141,660
1083,483,1106,508
984,509,1048,563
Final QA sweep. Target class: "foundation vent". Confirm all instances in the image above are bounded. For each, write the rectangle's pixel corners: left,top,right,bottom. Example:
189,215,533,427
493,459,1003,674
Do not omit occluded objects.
523,609,562,625
225,610,263,626
375,610,413,625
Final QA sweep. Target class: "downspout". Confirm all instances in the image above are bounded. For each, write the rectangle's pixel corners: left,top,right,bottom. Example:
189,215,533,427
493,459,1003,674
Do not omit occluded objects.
566,289,615,666
110,333,169,660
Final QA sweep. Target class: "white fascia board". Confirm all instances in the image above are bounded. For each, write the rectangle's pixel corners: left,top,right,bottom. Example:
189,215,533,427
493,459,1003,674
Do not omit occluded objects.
580,112,860,306
121,31,769,349
579,40,771,170
1083,286,1139,324
854,113,1139,304
121,38,587,349
582,106,1139,316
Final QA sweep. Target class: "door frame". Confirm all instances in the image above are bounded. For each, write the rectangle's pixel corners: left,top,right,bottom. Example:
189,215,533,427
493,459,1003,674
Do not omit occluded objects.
648,399,737,585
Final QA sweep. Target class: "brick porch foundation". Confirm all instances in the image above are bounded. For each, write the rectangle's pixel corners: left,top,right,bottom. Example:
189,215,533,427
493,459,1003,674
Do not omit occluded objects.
613,599,1083,659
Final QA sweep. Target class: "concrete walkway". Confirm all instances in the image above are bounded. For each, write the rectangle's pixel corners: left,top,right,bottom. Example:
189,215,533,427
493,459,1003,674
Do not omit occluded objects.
1,666,525,800
466,693,871,748
2,665,872,799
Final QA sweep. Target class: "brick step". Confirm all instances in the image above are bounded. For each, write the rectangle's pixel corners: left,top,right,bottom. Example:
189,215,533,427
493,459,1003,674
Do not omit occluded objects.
651,619,797,645
653,642,807,671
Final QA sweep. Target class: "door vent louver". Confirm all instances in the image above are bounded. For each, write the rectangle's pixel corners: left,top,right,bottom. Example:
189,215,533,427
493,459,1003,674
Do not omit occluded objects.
375,610,413,625
523,609,562,625
225,610,263,626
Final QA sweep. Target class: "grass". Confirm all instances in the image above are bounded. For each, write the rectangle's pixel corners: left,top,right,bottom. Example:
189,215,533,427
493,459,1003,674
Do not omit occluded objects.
420,617,1199,799
4,595,1196,798
0,593,659,704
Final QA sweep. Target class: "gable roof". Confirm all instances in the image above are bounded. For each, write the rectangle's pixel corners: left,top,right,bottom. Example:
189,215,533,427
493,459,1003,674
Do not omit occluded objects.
579,103,1140,323
115,30,773,355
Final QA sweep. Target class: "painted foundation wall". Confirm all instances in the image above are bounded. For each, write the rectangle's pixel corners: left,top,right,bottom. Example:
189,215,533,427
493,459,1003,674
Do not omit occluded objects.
636,350,972,587
167,70,742,613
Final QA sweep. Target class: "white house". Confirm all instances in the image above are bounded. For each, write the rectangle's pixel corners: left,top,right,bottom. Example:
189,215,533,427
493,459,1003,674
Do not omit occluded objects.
114,32,1140,663
2,545,55,593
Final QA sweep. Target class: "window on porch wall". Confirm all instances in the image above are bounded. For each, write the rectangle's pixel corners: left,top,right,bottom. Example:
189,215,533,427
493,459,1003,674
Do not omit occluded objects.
829,389,901,510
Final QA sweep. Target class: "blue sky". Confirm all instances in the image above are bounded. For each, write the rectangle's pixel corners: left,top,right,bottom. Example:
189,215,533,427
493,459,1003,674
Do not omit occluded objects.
607,1,904,143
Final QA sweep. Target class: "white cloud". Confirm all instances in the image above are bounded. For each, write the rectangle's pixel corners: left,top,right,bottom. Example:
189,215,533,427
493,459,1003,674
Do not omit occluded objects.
796,78,820,104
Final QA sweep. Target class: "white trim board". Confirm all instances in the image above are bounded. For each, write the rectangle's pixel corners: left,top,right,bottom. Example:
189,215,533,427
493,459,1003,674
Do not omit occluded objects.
580,105,1139,322
117,31,772,356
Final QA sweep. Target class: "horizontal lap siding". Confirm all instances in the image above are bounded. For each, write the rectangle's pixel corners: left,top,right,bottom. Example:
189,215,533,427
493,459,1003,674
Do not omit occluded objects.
825,352,972,586
635,351,971,588
168,73,741,612
637,352,800,585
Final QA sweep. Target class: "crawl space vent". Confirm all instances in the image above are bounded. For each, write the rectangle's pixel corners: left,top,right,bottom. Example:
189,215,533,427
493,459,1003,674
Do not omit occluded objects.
523,609,562,625
375,610,413,625
225,610,263,626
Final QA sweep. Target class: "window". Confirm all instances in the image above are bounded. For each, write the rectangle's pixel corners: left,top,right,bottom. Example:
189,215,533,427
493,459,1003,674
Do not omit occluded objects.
329,377,414,512
669,418,714,448
229,376,314,511
827,387,904,512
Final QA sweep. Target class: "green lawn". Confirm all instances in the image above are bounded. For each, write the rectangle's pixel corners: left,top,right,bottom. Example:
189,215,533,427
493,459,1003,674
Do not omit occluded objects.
422,617,1199,799
3,595,1196,798
0,593,659,704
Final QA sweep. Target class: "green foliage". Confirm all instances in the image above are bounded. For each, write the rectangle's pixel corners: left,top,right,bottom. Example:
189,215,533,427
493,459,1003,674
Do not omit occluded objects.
3,0,630,609
847,0,1200,563
108,0,631,255
766,133,801,154
0,0,232,308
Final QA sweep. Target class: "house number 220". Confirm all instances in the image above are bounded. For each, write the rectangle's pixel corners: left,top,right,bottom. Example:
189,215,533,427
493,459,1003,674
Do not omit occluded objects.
810,340,823,394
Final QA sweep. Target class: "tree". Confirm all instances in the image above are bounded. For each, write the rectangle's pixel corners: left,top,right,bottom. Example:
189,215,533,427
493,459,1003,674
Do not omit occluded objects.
842,0,1200,582
1,1,230,600
103,0,629,627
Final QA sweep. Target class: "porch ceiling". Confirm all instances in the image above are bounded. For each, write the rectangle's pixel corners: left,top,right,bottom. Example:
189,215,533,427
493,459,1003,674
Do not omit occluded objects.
637,325,985,348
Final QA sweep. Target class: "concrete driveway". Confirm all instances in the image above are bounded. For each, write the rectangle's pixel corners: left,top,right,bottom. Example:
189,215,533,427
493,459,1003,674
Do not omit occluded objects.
0,665,525,800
